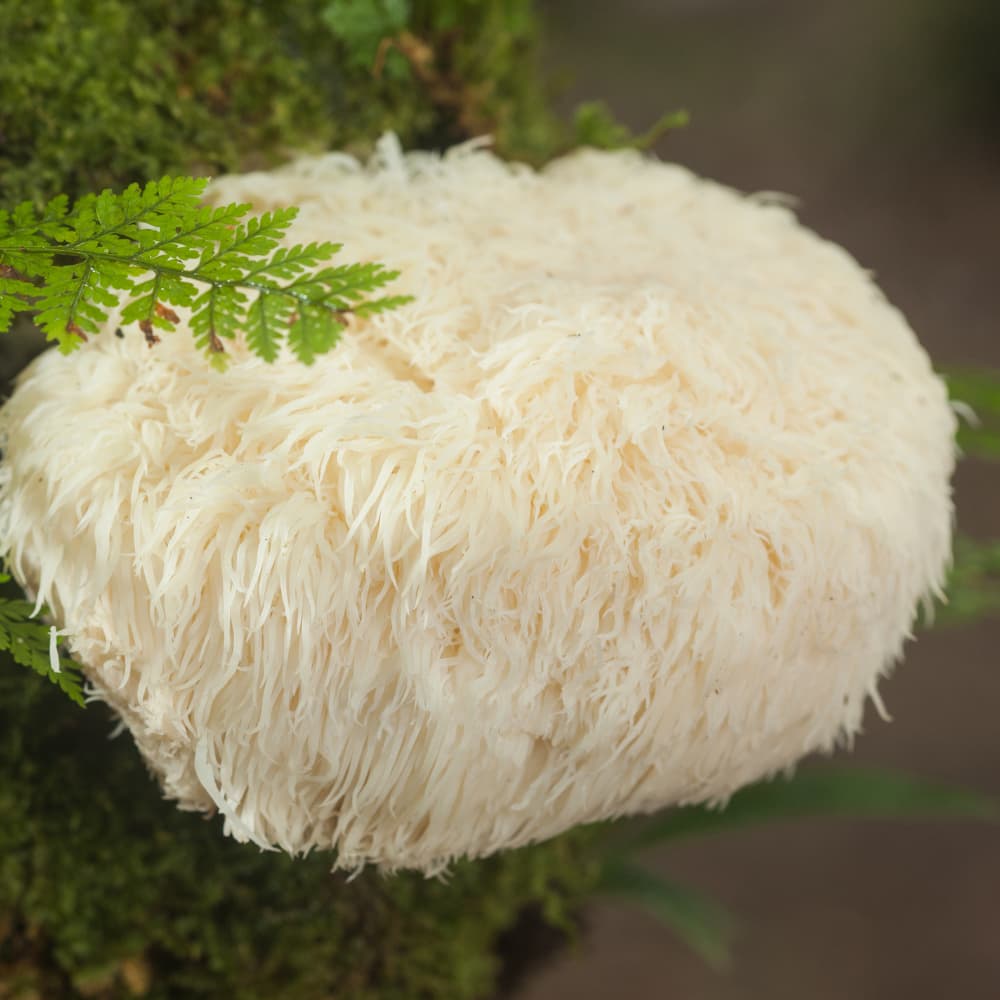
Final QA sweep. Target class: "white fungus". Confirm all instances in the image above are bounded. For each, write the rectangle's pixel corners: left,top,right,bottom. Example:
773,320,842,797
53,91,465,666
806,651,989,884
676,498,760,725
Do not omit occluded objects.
0,136,956,872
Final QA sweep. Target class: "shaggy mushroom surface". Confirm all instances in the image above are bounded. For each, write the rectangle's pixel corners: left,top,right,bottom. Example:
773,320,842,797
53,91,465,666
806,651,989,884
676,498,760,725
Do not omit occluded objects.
0,136,956,871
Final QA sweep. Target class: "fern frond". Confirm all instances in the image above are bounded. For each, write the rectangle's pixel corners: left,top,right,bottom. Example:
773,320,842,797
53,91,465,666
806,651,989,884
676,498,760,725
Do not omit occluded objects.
353,293,414,317
0,585,85,707
0,272,37,331
0,177,411,365
289,304,346,366
246,293,294,363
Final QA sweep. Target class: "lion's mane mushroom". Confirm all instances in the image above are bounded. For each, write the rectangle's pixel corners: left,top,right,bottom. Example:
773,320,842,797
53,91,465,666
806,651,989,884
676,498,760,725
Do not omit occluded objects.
0,136,956,872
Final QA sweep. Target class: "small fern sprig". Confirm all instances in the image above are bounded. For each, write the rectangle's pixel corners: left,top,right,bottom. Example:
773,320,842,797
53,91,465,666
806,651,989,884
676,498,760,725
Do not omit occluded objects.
0,574,85,707
0,177,411,367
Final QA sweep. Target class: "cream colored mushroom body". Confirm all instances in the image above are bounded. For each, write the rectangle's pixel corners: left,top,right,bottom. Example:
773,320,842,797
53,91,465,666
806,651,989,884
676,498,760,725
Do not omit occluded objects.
0,137,956,872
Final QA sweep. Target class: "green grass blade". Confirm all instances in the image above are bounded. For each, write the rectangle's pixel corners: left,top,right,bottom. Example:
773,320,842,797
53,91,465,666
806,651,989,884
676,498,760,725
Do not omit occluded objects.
599,859,733,969
619,767,999,853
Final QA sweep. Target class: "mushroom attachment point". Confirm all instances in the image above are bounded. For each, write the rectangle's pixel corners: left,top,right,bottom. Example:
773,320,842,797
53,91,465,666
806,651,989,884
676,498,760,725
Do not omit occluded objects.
0,136,956,872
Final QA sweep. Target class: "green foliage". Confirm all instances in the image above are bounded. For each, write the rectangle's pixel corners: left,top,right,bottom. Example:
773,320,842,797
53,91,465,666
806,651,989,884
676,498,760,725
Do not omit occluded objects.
0,0,562,208
572,101,690,151
0,662,603,999
598,766,997,967
325,0,412,48
945,367,1000,460
613,767,999,855
912,371,1000,628
0,578,84,707
598,860,733,970
324,0,412,77
0,178,408,366
935,536,1000,626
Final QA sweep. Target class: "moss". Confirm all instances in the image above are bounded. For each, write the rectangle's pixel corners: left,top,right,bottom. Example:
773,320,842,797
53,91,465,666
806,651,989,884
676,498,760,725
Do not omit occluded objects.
0,6,619,994
0,660,604,999
0,0,562,207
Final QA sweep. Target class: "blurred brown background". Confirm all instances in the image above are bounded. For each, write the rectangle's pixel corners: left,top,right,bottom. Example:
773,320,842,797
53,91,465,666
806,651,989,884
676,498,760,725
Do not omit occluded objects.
518,1,1000,997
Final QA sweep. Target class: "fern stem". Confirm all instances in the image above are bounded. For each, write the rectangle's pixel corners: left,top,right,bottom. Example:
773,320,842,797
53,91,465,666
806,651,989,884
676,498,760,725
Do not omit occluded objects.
66,259,93,332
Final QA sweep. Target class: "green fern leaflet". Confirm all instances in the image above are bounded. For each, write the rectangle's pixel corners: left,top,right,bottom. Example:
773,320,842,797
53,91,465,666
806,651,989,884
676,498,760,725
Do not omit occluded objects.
0,177,411,367
0,577,85,707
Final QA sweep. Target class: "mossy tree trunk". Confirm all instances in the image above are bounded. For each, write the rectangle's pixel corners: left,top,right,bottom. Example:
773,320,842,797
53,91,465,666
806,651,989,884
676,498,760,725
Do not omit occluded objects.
0,0,565,207
0,3,604,997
